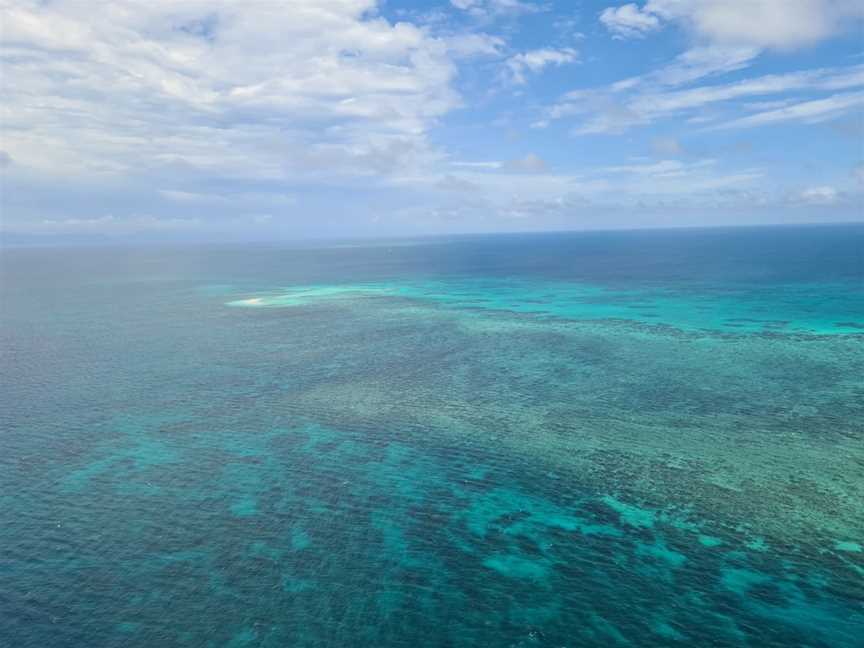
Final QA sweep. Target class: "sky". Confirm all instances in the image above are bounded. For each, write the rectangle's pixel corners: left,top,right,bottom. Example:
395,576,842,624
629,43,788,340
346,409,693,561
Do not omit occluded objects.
0,0,863,243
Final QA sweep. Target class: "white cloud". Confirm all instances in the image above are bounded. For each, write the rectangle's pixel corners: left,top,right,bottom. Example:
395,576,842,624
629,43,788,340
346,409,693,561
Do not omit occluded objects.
450,160,504,169
600,3,662,39
506,47,578,84
578,158,765,198
446,153,547,174
159,190,232,205
796,186,840,205
503,153,547,172
399,155,762,213
444,32,505,57
575,2,864,136
640,45,761,87
159,190,297,207
543,62,864,134
450,0,543,18
436,174,483,192
599,158,716,177
39,214,202,232
710,91,864,130
600,1,864,50
639,63,864,113
0,0,463,183
541,46,771,133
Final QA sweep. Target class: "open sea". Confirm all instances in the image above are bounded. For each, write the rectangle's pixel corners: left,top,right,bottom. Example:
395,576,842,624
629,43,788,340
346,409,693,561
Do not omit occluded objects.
1,224,863,647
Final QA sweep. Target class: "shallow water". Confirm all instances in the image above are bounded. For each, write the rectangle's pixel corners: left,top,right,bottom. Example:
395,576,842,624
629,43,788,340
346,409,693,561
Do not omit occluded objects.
2,226,863,646
227,276,864,333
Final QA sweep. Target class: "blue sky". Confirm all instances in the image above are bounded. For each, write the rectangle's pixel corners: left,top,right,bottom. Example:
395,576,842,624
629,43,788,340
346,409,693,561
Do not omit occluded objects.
0,0,862,242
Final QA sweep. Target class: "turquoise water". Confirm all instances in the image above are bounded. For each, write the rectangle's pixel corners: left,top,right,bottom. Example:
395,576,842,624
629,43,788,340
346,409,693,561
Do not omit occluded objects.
1,226,863,646
226,277,864,334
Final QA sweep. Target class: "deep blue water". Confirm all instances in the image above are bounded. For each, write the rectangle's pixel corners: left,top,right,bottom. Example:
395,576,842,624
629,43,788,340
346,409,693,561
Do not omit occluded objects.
1,225,863,647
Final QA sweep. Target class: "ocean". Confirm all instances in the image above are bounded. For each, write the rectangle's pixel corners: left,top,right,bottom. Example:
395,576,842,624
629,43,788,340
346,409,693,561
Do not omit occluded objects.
1,224,862,647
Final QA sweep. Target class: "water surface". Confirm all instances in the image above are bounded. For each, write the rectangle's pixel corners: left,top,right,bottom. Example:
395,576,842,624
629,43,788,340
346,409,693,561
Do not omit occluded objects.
2,225,862,646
